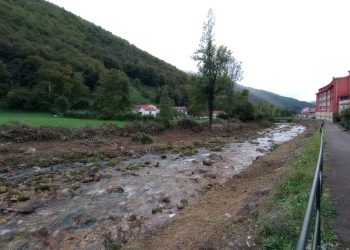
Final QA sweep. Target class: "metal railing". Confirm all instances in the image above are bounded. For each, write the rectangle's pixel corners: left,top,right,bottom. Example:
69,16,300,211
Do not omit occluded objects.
296,122,324,250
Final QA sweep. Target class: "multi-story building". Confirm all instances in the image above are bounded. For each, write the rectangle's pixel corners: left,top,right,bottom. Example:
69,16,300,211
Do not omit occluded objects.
315,73,350,121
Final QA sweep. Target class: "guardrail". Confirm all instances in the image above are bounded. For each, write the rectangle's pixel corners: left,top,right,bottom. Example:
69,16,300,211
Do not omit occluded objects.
296,122,324,250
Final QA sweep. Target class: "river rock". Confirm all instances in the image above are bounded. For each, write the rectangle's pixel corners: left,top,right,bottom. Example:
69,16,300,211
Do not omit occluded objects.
25,147,36,154
127,213,137,221
203,159,214,166
37,227,48,238
160,155,167,159
93,173,102,182
208,153,222,161
198,168,208,174
256,148,266,153
204,173,216,179
152,206,163,214
8,204,36,214
57,188,70,198
106,186,124,193
177,204,184,210
180,199,188,206
159,195,171,203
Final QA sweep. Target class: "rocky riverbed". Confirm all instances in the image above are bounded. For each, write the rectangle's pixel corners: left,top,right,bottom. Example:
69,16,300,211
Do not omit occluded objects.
0,124,305,249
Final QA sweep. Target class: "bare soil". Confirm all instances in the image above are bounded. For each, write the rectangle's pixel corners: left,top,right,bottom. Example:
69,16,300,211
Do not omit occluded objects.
124,123,317,250
0,122,262,172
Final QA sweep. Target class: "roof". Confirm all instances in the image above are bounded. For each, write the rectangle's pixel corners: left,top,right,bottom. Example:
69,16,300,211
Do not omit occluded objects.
174,106,187,110
317,75,350,94
134,104,159,112
213,110,225,114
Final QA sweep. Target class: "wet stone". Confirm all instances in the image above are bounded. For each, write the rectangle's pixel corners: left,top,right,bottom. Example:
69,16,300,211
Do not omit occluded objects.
160,155,167,159
208,153,222,161
25,148,36,155
127,213,137,221
106,186,124,193
203,173,216,179
256,148,266,153
152,206,163,214
159,196,171,203
203,159,214,166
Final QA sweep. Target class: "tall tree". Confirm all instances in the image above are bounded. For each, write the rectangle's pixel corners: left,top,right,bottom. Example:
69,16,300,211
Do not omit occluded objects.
223,58,243,125
159,86,174,123
95,69,131,119
192,9,234,129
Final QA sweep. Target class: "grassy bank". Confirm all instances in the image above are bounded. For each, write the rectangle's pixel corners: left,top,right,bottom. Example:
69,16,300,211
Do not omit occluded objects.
0,109,125,128
257,131,338,249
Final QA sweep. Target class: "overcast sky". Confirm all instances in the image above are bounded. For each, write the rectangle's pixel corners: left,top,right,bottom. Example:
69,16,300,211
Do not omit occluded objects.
46,0,350,102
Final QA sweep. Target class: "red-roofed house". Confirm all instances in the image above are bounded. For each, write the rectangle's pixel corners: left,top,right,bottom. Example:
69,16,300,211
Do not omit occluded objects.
133,104,160,117
315,73,350,121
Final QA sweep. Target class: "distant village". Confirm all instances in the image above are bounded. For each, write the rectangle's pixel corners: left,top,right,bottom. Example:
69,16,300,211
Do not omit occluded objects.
133,104,225,118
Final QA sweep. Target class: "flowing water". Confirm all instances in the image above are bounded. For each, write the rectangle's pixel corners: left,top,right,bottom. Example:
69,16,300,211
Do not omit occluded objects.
0,124,305,249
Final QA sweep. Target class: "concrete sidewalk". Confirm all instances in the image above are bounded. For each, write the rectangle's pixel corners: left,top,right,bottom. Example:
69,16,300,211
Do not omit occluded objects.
324,122,350,248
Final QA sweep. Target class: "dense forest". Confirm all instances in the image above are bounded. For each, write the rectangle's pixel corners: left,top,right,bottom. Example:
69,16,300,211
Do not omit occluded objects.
0,0,188,113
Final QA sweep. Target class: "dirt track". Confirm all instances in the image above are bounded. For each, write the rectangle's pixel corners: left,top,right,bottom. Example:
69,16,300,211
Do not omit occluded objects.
125,124,317,249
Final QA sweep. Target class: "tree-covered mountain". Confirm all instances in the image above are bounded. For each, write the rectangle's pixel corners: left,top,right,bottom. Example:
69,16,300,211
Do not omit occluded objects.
235,84,314,111
0,0,188,111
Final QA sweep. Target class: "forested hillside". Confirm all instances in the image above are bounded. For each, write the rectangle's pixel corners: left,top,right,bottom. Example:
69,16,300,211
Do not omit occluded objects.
236,84,314,111
0,0,187,111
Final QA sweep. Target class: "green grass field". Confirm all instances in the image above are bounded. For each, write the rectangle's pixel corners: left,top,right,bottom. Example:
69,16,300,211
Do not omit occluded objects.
0,109,125,128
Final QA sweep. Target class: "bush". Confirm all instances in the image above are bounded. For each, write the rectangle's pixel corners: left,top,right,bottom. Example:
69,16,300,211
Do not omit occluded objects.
131,132,153,144
0,123,65,142
125,120,166,134
65,110,96,119
176,118,204,132
53,96,70,114
333,112,341,123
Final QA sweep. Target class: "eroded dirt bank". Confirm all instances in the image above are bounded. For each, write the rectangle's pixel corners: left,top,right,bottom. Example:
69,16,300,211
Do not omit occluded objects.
0,122,315,249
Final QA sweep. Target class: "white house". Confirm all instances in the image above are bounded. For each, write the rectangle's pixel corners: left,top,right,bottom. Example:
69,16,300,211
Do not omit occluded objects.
174,106,188,116
299,107,316,119
133,104,160,117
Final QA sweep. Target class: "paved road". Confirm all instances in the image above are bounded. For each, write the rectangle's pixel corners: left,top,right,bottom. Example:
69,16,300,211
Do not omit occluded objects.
325,122,350,248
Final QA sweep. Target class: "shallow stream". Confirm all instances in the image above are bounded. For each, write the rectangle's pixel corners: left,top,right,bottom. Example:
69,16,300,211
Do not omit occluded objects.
0,124,305,249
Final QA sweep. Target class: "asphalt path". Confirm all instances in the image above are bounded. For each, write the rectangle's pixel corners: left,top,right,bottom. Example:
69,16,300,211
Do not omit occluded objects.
325,122,350,248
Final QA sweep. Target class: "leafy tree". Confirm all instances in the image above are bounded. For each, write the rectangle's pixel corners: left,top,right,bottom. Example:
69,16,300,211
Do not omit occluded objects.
223,58,243,124
53,95,70,114
95,69,131,119
188,73,207,116
192,9,235,128
233,89,255,122
159,86,174,123
0,60,11,98
6,87,31,108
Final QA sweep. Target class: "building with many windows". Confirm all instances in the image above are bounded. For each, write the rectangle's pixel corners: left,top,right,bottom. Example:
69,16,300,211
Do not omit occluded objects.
315,73,350,121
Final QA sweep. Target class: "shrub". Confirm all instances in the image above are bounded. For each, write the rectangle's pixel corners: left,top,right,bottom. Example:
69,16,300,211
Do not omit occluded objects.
53,96,70,114
176,118,203,132
333,112,341,123
65,110,96,119
131,132,153,144
125,120,165,134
